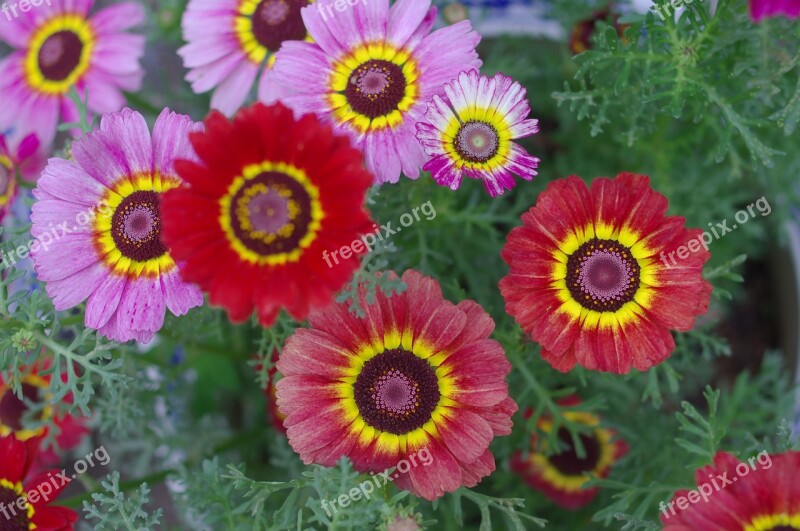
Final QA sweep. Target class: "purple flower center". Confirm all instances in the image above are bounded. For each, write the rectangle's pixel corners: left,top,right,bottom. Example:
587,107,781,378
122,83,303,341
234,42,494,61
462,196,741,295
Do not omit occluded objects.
455,121,500,163
0,383,41,432
547,428,602,476
0,483,30,530
354,349,440,435
229,171,312,257
344,60,407,119
37,30,83,82
251,0,308,52
566,239,640,312
111,191,168,262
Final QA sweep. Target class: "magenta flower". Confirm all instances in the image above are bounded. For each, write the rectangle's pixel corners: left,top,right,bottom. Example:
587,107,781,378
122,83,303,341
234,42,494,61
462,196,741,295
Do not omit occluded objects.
178,0,309,116
415,70,540,197
269,0,482,184
30,109,204,343
750,0,800,20
0,0,145,149
0,132,40,221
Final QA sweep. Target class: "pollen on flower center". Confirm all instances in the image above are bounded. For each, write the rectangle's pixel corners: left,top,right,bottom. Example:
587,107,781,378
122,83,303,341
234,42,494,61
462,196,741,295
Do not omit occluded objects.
0,383,42,432
345,60,407,119
251,0,308,52
111,191,167,262
38,30,83,82
354,349,440,435
0,480,31,531
455,121,500,163
547,428,602,476
566,239,640,312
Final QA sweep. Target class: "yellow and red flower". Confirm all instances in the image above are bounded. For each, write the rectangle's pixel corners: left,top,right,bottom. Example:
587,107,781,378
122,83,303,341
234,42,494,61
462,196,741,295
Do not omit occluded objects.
662,450,800,530
0,434,78,530
275,270,517,500
511,397,627,509
499,173,712,374
161,102,374,327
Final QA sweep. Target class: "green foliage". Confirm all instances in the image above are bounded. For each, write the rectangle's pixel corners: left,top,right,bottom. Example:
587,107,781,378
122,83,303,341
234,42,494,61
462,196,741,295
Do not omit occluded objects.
83,472,163,530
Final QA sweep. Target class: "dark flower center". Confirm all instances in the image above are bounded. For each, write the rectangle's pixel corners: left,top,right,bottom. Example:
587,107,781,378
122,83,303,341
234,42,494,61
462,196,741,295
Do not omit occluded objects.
111,191,167,262
345,60,407,119
354,350,440,435
769,527,800,531
547,428,601,476
455,121,500,163
38,30,83,81
0,383,41,432
566,238,640,312
251,0,308,52
0,483,30,531
229,171,312,257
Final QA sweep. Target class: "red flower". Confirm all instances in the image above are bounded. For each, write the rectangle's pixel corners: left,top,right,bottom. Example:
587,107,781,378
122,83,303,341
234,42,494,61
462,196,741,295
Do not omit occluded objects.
661,450,800,530
261,350,287,434
0,434,78,530
499,173,712,374
161,102,374,326
275,270,517,500
511,397,627,509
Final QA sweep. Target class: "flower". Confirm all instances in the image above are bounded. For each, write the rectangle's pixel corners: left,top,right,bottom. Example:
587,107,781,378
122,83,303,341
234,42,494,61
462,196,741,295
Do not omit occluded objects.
0,434,78,530
499,173,712,374
0,367,88,469
568,8,629,54
262,350,287,434
275,270,517,500
415,70,539,197
750,0,800,21
0,0,145,149
161,102,374,326
0,133,40,221
269,0,482,184
178,0,310,116
30,108,205,343
511,397,628,509
661,450,800,530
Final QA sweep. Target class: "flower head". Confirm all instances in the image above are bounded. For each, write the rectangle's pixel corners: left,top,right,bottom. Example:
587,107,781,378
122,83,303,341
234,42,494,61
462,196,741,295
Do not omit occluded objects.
500,173,712,374
30,108,205,343
0,434,78,530
415,70,539,197
275,270,517,500
750,0,800,21
0,0,145,148
179,0,310,115
269,0,482,184
661,450,800,530
161,102,374,326
0,133,41,221
511,397,627,509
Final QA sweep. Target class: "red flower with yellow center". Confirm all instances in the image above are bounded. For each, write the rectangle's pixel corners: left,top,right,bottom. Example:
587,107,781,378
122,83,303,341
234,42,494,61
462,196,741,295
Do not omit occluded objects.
511,397,627,509
499,173,712,374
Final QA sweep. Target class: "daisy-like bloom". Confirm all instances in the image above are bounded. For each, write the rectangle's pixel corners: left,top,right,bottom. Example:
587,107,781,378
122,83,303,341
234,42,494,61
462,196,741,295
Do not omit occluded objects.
0,366,88,468
499,173,713,374
0,434,78,530
179,0,311,116
275,270,518,500
750,0,800,20
0,133,40,221
511,397,628,509
415,70,539,197
161,102,374,326
30,108,205,343
0,0,145,149
269,0,482,184
662,450,800,530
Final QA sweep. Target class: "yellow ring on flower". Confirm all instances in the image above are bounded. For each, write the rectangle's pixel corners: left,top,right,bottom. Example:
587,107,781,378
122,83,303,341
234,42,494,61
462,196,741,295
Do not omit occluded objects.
219,161,323,266
327,42,420,133
234,0,314,64
0,479,35,525
94,172,181,278
0,374,53,442
440,105,513,172
0,155,16,208
24,14,95,95
744,513,800,531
